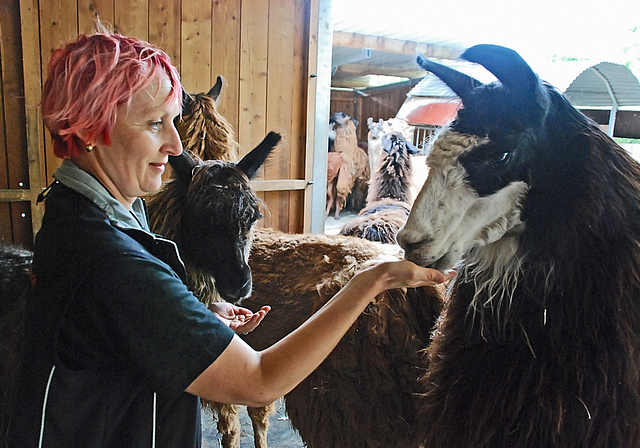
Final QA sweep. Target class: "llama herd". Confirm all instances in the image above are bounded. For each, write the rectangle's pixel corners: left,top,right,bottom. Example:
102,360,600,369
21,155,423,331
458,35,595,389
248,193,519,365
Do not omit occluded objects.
3,43,640,448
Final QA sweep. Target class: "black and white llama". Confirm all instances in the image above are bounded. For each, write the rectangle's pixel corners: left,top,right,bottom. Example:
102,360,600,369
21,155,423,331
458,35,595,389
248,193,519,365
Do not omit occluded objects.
397,44,640,448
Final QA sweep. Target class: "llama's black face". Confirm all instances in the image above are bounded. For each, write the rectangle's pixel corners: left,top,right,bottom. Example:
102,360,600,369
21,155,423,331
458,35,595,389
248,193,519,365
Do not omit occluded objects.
169,132,280,300
397,45,548,270
181,162,262,300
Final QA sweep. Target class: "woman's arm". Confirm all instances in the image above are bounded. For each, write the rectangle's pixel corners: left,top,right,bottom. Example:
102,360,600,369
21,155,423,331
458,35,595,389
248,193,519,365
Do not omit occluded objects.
186,260,450,406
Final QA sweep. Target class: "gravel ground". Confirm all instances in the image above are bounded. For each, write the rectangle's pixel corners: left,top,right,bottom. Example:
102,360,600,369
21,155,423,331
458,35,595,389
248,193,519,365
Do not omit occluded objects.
201,398,305,448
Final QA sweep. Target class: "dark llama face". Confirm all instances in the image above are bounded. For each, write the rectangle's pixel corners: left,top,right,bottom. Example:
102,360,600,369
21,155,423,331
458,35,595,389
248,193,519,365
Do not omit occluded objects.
180,161,262,299
397,45,552,271
168,131,280,300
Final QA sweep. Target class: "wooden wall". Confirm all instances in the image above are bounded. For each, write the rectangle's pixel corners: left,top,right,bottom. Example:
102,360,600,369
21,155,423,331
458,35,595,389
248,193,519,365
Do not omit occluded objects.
0,2,31,247
1,0,320,248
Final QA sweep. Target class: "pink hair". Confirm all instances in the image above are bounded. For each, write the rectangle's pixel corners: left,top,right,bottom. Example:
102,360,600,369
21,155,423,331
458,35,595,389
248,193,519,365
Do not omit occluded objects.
42,32,182,159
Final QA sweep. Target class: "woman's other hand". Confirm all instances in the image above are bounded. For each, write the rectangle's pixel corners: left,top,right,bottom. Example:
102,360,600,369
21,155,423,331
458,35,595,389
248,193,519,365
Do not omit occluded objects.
208,302,271,334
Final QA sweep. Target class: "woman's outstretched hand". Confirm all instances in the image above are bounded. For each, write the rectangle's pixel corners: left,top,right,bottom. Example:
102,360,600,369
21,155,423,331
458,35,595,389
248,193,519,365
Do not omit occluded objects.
208,302,271,334
359,259,455,294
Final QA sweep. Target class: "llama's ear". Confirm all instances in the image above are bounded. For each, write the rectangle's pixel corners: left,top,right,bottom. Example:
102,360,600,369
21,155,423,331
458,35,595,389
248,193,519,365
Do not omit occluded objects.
169,151,197,185
181,88,194,116
406,139,421,155
381,133,393,154
461,44,543,102
207,76,224,105
237,132,281,180
461,44,550,118
416,53,482,103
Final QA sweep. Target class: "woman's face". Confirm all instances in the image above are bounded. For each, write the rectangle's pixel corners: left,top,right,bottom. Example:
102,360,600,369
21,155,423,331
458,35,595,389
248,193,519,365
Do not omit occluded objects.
92,69,182,207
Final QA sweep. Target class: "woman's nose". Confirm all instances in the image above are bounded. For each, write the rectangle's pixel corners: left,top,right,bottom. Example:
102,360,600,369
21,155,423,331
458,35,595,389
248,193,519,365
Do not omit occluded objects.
165,124,183,156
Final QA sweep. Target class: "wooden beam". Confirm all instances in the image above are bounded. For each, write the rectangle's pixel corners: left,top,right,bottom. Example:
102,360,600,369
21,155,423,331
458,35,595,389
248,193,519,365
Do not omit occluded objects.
251,179,310,192
0,189,31,202
335,62,425,78
333,31,463,60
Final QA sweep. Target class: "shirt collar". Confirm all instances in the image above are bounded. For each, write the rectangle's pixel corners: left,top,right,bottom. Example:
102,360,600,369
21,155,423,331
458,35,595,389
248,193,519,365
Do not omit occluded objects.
53,159,150,232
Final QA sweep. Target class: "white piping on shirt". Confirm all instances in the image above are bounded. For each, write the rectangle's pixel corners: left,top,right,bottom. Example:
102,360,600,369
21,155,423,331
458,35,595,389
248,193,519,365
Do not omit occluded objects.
36,367,158,448
152,392,157,448
38,365,56,448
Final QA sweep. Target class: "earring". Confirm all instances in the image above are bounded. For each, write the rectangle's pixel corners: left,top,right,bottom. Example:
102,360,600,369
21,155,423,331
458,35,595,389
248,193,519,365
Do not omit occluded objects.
86,144,94,152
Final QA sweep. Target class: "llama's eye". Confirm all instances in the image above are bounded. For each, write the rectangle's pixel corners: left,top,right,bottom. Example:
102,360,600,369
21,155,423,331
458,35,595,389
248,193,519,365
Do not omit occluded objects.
498,152,511,163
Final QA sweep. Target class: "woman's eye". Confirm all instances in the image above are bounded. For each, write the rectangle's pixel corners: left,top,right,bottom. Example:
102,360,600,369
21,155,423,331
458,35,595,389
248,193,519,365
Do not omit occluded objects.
151,121,162,130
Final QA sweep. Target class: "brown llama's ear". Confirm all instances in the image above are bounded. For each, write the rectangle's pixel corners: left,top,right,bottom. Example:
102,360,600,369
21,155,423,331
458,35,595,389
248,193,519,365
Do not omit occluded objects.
169,151,197,185
237,132,281,180
178,87,195,118
207,76,224,105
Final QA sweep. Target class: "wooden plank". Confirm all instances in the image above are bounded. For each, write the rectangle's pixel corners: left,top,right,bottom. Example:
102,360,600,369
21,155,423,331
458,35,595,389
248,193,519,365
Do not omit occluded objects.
1,0,29,191
265,0,296,230
0,5,9,193
148,0,181,74
180,0,212,94
211,0,241,133
238,0,269,152
11,201,32,248
287,0,311,232
0,203,12,243
78,0,115,34
0,189,30,201
114,0,148,40
21,0,46,236
39,0,77,182
333,31,463,60
251,179,308,191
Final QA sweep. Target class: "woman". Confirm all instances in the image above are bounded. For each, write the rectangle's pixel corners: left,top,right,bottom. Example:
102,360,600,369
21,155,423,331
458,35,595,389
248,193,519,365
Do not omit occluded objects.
9,31,451,447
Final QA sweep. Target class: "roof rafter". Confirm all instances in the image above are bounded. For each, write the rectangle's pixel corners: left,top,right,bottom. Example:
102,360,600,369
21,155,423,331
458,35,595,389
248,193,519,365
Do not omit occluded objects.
333,31,463,59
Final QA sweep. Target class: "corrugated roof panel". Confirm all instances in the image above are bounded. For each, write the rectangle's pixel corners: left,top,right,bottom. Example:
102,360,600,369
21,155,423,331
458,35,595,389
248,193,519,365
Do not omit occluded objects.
565,62,640,108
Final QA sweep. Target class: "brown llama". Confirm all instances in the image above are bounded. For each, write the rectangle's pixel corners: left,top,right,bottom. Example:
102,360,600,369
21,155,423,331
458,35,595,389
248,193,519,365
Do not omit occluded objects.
340,131,420,244
330,112,370,212
325,151,355,219
239,229,445,448
398,44,640,447
177,75,240,163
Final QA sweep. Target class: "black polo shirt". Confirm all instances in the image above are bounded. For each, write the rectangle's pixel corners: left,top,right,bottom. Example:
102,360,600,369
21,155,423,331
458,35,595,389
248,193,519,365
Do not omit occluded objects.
10,170,235,447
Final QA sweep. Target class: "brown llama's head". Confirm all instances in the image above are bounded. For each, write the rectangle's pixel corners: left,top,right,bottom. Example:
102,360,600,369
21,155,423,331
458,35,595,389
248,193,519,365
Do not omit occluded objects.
177,76,241,162
147,132,281,302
